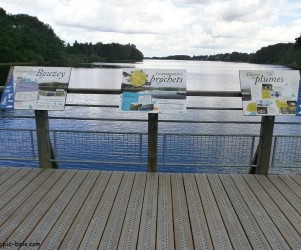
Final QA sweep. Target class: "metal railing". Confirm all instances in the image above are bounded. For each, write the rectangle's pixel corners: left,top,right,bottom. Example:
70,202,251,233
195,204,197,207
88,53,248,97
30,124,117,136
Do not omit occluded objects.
1,87,301,174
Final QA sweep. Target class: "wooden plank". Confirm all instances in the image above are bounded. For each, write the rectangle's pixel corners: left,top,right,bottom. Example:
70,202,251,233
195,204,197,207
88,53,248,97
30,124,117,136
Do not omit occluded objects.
208,175,252,249
156,173,174,250
0,170,77,243
0,168,32,197
137,173,158,250
255,175,301,234
117,172,146,250
278,175,301,199
195,174,233,249
59,171,112,249
291,175,301,185
182,174,213,249
0,168,43,210
2,167,301,250
243,175,301,249
23,170,88,244
267,175,301,214
231,175,290,249
98,172,135,250
0,169,55,227
217,175,271,249
171,173,194,250
290,175,301,186
0,167,21,186
31,170,100,249
0,167,8,173
79,171,124,249
0,169,63,239
0,167,13,178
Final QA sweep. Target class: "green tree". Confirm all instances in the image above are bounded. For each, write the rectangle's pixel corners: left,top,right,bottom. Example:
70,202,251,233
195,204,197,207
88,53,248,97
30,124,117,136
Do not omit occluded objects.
0,8,144,66
295,34,301,46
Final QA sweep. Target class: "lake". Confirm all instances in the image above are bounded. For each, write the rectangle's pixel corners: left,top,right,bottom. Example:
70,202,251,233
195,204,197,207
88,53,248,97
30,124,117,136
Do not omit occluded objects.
1,60,301,173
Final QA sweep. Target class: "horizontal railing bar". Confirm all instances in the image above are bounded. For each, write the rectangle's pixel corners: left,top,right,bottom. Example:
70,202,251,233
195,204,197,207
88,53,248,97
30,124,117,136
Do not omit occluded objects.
49,129,148,135
67,88,242,97
47,118,261,124
0,127,261,136
273,135,301,138
0,115,35,119
187,107,242,110
49,117,148,122
65,104,244,110
1,115,255,123
0,128,36,131
274,122,301,124
158,120,261,124
187,90,242,97
0,106,244,112
49,159,147,165
0,157,37,161
158,163,258,167
0,127,299,137
50,119,297,125
66,104,119,108
0,87,242,97
1,115,301,125
160,133,260,137
68,88,121,95
270,166,301,169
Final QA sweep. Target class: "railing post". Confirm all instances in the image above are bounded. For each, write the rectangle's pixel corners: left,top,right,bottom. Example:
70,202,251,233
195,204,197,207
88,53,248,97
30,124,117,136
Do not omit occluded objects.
148,113,158,172
248,137,257,174
257,116,275,174
35,110,57,169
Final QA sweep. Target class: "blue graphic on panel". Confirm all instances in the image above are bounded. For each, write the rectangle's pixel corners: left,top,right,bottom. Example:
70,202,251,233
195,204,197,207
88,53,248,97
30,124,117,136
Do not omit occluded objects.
121,92,153,111
0,75,14,109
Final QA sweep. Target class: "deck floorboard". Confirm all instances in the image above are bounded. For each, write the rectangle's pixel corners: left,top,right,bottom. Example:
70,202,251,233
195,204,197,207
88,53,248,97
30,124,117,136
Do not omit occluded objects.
0,167,300,249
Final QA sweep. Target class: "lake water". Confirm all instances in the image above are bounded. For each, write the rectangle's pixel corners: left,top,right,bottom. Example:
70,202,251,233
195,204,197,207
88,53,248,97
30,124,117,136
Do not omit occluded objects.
1,60,301,173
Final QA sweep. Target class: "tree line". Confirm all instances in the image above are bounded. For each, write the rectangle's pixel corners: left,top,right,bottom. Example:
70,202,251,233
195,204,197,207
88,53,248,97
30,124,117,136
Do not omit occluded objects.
0,8,144,66
148,35,301,69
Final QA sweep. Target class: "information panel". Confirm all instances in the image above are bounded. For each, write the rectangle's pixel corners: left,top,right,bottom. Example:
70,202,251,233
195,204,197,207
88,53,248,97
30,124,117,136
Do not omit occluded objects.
239,70,300,116
0,66,71,110
120,68,186,113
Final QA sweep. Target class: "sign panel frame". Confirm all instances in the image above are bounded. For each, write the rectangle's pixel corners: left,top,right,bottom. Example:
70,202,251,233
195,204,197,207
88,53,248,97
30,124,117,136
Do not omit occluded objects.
1,66,72,110
120,68,187,114
239,70,300,116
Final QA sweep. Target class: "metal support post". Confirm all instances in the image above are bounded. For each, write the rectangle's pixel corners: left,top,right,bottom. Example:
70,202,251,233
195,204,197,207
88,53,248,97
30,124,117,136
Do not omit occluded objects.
35,110,58,168
148,113,158,172
257,116,275,174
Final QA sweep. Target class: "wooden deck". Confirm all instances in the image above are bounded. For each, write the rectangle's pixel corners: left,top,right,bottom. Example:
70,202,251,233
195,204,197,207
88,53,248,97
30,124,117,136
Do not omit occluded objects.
0,167,301,249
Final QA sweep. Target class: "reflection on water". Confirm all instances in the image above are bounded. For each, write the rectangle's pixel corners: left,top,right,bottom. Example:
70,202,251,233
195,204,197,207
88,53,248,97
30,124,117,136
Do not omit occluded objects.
70,60,290,91
1,60,301,173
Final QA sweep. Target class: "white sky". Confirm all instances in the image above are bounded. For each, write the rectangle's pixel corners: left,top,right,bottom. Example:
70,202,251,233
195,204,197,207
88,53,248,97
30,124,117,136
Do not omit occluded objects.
1,0,301,57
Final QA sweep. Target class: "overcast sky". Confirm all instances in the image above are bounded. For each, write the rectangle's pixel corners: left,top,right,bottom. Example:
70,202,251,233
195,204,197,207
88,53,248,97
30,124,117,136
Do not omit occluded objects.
1,0,301,57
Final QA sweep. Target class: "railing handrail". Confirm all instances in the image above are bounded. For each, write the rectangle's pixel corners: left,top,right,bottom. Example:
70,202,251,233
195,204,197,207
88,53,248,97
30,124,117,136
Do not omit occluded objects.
2,114,301,126
67,88,242,97
1,86,242,97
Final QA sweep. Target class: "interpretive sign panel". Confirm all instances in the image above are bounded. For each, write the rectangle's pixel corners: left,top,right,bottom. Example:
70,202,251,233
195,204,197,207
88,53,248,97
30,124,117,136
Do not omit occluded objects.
120,68,186,113
0,66,71,110
239,70,300,115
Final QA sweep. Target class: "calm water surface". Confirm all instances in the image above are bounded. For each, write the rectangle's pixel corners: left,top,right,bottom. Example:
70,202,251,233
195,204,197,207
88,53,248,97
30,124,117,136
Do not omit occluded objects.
65,60,301,134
